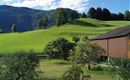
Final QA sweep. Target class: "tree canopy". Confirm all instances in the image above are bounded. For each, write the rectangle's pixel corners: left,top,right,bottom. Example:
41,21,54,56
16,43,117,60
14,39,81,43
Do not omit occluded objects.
71,36,105,70
37,15,49,29
108,57,130,80
54,8,80,26
124,10,130,20
44,37,75,60
87,7,97,19
87,7,130,21
81,13,87,18
0,52,40,80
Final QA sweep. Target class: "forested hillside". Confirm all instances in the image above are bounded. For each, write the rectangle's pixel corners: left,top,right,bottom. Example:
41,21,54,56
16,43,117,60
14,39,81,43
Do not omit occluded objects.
0,5,55,32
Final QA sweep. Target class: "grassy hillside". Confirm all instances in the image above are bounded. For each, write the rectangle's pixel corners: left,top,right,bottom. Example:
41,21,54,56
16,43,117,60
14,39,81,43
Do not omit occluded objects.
1,18,130,54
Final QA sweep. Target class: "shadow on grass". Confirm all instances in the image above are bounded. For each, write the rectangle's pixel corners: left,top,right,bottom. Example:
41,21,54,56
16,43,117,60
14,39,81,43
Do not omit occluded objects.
99,24,113,27
54,61,71,65
42,77,59,80
69,20,113,27
70,20,97,27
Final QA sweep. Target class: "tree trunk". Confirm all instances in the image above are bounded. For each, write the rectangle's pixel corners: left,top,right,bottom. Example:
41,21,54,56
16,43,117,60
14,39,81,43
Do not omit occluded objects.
88,64,91,70
88,61,91,70
63,56,67,60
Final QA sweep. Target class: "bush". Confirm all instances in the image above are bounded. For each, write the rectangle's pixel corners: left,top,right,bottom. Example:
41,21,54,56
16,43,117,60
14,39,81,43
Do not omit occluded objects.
62,63,84,80
72,35,80,43
44,37,75,60
71,36,105,70
108,57,130,80
0,52,41,80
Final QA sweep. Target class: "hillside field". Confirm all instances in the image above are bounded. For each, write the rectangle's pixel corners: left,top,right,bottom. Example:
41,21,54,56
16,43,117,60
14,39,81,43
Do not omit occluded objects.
0,18,130,54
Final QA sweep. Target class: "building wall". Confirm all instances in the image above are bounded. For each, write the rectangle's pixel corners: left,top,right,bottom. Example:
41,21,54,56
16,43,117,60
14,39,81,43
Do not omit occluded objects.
93,39,108,56
108,37,127,58
127,35,130,58
93,36,128,58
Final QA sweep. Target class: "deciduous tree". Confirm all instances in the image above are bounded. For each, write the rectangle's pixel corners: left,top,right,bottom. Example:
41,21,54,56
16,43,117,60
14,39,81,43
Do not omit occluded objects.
71,36,105,70
54,8,80,27
117,13,124,20
37,15,49,29
81,13,87,18
102,8,111,20
124,10,130,20
44,37,75,60
87,7,97,19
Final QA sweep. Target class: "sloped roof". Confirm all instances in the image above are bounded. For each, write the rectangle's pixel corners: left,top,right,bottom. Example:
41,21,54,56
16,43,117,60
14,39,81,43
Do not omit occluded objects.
92,25,130,40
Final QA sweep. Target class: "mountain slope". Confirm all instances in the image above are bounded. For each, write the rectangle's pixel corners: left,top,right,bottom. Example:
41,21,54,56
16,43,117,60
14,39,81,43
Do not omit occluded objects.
0,18,130,54
0,5,55,32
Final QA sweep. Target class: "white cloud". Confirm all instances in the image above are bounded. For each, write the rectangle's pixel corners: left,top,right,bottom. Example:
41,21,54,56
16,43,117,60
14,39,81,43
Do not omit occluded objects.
7,0,56,8
2,0,90,12
3,0,13,2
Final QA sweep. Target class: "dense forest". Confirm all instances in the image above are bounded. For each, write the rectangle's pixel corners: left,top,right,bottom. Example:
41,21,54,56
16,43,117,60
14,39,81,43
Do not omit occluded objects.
87,7,130,21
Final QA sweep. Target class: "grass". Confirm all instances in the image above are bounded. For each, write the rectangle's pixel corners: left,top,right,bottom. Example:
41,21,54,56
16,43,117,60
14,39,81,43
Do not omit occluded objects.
39,59,71,80
0,18,130,54
39,59,112,80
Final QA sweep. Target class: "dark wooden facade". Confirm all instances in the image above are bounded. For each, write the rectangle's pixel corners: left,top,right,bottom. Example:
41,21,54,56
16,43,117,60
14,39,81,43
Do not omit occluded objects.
92,26,130,58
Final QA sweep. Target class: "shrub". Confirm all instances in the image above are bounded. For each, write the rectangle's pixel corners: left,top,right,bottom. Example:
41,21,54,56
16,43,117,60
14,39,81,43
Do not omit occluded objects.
71,36,105,70
44,37,75,60
108,57,130,80
0,52,41,80
72,35,80,44
62,63,84,80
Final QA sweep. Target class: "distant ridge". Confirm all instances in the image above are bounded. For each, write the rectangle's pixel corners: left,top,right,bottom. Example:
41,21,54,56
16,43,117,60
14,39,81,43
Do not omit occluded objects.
0,5,55,32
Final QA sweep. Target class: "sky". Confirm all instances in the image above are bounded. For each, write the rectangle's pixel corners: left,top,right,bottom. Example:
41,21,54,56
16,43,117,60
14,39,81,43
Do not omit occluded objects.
0,0,130,13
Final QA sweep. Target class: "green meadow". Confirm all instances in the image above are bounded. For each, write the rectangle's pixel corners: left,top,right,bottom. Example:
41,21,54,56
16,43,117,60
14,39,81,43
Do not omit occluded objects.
40,59,112,80
1,18,130,54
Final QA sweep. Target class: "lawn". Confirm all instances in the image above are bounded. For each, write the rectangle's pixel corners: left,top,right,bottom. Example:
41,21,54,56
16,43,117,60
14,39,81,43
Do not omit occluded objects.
1,18,130,54
39,59,112,80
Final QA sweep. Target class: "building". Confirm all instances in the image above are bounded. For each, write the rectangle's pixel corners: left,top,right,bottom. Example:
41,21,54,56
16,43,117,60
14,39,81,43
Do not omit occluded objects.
92,25,130,58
